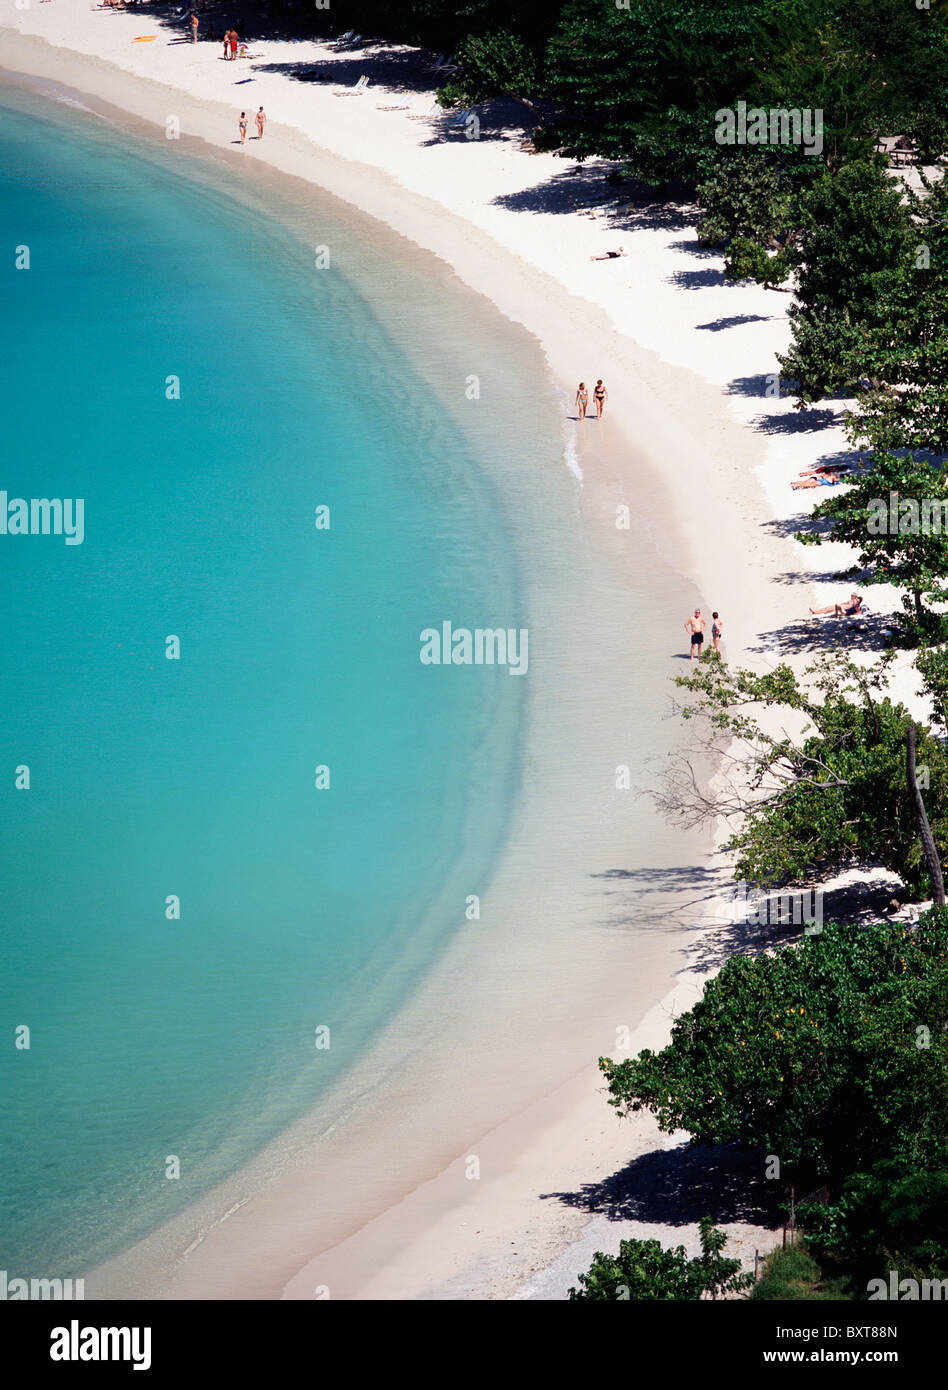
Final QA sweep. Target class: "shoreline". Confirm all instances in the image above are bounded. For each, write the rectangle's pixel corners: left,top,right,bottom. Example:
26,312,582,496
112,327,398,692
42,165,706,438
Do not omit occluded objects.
0,15,837,1299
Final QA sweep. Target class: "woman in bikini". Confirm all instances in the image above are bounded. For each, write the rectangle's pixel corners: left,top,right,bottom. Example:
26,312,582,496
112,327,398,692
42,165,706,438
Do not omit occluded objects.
711,611,723,653
238,111,248,143
575,382,589,419
809,593,863,617
593,379,608,418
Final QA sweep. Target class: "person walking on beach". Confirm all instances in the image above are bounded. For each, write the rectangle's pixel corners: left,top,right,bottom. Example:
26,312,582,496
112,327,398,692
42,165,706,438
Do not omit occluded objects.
593,379,608,418
230,28,239,60
238,112,249,143
711,611,723,654
575,382,589,419
255,106,267,139
190,10,199,42
685,608,706,661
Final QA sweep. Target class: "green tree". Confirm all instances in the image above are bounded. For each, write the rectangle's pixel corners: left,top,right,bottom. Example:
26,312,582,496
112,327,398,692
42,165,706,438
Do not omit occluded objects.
803,1161,948,1287
437,31,538,115
915,644,948,738
696,151,797,249
847,177,948,454
541,0,756,187
661,653,948,895
568,1216,752,1300
778,163,911,402
693,144,810,289
599,914,948,1179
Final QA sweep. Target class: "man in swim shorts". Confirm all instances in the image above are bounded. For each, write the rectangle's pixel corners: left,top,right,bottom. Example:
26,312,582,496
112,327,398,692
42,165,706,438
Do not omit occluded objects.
685,609,706,660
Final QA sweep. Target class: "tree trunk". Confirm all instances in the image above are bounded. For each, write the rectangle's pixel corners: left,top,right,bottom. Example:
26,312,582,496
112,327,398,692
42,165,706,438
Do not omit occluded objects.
907,723,946,907
504,91,544,127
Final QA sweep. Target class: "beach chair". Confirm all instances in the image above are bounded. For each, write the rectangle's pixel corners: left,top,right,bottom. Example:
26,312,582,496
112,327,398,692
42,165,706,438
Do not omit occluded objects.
408,96,443,120
335,75,370,96
445,108,474,132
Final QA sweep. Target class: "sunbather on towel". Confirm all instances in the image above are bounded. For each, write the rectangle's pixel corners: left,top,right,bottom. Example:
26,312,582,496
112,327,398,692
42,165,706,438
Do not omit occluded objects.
809,593,864,617
792,472,841,489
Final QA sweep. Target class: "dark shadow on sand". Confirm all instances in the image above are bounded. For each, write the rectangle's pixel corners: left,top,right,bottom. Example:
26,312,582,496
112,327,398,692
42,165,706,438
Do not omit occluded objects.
666,267,727,290
589,863,730,938
696,314,775,332
751,407,840,435
744,616,896,657
541,1142,782,1229
492,172,694,224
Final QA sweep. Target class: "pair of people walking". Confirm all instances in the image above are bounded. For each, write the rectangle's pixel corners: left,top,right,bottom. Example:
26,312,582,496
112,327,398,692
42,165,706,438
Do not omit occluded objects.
685,608,723,661
575,380,608,419
238,107,266,143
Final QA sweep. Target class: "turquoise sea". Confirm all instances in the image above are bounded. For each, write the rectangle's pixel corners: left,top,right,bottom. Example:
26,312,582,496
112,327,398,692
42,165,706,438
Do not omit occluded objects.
0,85,549,1275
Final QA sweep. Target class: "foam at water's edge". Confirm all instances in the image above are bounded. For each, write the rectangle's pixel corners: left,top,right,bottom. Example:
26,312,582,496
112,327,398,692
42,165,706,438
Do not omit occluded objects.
555,387,584,484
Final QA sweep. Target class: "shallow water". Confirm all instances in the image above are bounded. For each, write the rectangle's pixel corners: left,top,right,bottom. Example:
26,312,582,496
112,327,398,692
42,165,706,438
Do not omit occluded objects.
0,75,710,1291
0,85,537,1275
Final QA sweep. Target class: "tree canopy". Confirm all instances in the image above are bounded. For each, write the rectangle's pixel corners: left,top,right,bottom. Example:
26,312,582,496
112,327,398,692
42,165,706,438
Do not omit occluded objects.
599,915,948,1179
661,654,948,896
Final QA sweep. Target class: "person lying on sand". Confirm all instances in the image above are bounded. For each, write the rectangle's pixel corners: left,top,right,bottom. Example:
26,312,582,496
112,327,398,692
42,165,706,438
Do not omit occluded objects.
590,247,626,260
799,463,852,477
810,593,864,617
791,472,842,489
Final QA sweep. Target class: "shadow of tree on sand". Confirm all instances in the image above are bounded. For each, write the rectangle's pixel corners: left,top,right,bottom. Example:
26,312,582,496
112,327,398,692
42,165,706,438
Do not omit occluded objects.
491,174,695,227
745,616,896,657
751,407,840,435
666,267,728,290
589,863,730,936
541,1142,783,1229
252,49,437,95
686,874,909,975
696,314,775,332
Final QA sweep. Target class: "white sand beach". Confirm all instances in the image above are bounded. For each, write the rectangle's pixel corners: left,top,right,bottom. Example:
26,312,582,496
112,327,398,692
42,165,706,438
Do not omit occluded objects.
1,7,930,1299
